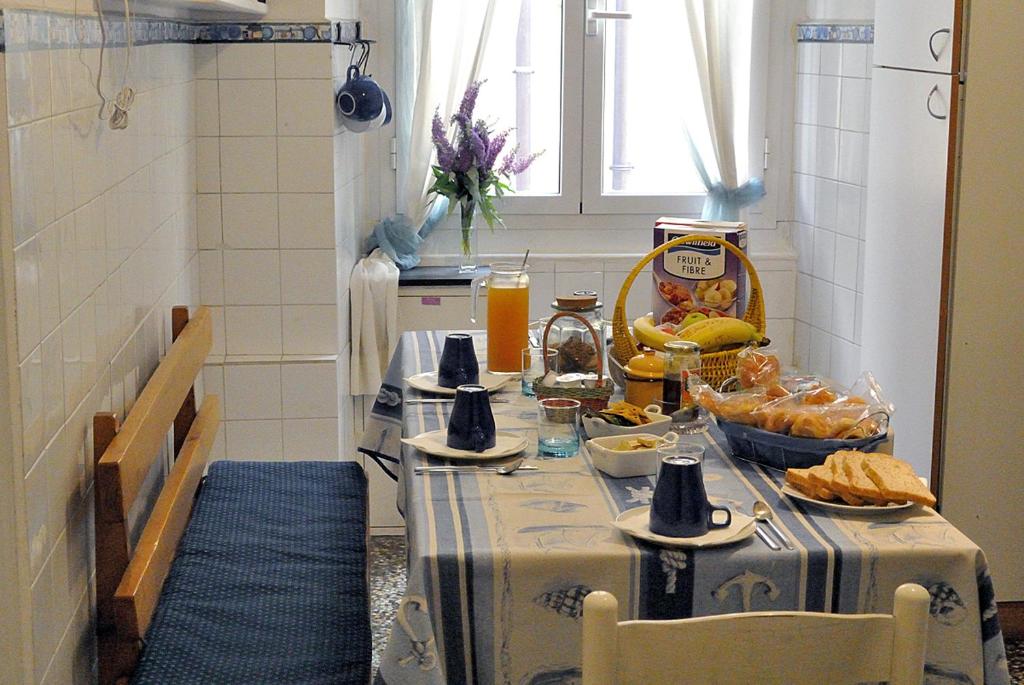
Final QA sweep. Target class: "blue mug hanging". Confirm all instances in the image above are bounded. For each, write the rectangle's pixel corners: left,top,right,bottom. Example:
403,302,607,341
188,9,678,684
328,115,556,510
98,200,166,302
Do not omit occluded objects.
336,65,385,122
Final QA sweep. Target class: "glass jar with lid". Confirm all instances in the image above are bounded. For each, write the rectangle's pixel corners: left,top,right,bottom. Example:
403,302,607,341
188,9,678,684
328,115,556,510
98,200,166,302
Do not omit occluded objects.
663,340,705,433
548,290,605,376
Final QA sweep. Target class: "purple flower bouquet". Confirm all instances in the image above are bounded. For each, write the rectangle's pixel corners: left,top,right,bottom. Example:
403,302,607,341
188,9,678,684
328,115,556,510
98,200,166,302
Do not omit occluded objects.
428,81,541,264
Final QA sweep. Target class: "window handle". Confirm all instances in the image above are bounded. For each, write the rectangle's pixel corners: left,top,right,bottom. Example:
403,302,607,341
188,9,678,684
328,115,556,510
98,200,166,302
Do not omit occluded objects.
586,6,632,36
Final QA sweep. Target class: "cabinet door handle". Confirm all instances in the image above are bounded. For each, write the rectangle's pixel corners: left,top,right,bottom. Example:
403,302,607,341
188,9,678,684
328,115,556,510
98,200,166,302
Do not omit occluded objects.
926,85,947,120
929,28,951,62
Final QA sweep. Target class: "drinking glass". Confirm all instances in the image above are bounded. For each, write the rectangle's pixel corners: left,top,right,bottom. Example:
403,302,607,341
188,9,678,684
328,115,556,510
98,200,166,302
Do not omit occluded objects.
522,347,558,396
536,398,581,457
654,443,706,485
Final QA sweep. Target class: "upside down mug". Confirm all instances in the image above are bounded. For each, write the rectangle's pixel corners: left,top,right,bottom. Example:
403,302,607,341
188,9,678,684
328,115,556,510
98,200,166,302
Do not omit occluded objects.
437,333,479,389
446,385,496,452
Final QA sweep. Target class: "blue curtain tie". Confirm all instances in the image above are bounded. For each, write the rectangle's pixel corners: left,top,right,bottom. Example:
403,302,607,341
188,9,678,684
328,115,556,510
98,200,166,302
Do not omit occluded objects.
364,197,449,270
701,177,766,221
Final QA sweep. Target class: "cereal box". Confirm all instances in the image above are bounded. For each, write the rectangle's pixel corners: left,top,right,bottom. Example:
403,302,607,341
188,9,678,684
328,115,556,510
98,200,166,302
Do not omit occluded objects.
651,218,748,327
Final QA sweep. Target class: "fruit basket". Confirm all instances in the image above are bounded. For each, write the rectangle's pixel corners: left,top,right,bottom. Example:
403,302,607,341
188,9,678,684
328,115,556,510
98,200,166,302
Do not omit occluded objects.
715,417,890,471
611,235,766,389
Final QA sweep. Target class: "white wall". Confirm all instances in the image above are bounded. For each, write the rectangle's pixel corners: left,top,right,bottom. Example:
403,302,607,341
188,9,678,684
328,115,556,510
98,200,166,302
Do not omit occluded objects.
194,38,344,462
1,8,199,682
791,38,871,384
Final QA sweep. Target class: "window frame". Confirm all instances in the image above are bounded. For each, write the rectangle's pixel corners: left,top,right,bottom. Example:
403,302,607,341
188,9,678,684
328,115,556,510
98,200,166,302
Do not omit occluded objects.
375,0,774,227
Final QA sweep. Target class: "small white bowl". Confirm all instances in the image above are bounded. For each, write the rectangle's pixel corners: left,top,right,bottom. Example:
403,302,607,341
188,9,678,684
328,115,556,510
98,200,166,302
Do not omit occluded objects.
581,404,673,439
587,432,679,478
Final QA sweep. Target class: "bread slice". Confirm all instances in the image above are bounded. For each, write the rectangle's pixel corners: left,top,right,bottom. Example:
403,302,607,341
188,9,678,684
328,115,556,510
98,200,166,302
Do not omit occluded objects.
823,453,866,506
806,461,859,503
838,451,887,501
863,456,936,507
785,467,814,490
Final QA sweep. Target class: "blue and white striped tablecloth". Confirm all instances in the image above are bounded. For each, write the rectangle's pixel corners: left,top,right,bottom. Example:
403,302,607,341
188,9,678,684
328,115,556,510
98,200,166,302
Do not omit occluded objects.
359,331,1010,685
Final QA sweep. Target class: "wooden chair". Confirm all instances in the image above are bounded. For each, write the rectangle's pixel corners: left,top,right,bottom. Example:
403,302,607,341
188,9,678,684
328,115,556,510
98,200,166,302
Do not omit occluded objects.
581,583,930,685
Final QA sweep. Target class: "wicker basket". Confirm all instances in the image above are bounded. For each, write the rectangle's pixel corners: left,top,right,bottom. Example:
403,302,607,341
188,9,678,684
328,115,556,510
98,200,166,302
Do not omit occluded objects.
611,235,766,390
532,312,613,411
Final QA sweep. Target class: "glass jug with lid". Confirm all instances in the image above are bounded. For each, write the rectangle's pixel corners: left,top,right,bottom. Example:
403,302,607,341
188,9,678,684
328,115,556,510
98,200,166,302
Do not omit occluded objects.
548,290,605,375
471,263,530,373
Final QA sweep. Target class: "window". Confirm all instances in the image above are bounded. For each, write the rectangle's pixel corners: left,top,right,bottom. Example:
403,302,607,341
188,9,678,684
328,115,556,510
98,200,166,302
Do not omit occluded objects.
474,0,767,217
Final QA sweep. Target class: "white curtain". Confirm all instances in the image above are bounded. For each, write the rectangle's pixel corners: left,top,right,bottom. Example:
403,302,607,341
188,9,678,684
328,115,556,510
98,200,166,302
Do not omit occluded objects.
351,0,498,393
680,0,764,221
397,0,498,226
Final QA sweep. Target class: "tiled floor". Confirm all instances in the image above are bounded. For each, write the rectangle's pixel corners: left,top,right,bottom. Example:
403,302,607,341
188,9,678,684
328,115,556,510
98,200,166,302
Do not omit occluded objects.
1008,639,1023,684
369,536,1022,682
370,536,407,673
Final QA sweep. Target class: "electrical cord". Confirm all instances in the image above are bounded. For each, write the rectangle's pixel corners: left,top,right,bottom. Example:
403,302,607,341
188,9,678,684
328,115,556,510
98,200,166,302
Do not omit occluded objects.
76,0,135,129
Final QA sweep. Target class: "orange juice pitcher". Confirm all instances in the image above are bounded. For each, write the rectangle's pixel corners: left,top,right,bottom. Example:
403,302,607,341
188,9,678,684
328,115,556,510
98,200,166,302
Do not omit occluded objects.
471,263,530,373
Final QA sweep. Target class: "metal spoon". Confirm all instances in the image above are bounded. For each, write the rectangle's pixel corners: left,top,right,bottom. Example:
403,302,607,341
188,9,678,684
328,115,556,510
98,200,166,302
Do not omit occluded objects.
414,458,536,475
753,501,794,550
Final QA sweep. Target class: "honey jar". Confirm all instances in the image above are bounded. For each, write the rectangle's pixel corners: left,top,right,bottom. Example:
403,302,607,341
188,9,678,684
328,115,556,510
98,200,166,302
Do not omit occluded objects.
624,350,664,408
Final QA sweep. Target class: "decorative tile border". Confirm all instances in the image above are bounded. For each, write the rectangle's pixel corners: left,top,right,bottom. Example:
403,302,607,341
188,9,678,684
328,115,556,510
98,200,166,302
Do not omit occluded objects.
195,21,332,43
0,8,344,51
796,23,874,44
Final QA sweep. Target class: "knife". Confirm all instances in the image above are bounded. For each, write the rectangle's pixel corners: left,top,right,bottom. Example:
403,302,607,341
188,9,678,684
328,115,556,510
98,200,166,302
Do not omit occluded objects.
408,398,510,404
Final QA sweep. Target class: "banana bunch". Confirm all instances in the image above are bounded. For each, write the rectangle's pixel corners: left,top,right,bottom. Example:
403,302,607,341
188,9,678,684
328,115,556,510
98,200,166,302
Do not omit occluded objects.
678,317,763,351
632,313,765,352
633,314,679,351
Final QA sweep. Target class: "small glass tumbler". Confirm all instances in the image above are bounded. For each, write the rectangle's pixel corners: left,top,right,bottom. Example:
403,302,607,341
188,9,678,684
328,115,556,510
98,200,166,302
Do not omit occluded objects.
654,443,706,485
522,347,558,396
537,398,581,457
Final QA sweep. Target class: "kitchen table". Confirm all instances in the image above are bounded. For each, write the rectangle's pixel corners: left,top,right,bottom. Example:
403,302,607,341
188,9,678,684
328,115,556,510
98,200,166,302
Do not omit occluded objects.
358,331,1010,685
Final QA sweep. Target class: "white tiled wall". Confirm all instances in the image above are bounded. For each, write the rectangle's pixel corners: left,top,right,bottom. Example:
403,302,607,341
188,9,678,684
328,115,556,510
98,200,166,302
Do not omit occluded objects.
195,41,346,460
2,11,198,682
792,39,871,384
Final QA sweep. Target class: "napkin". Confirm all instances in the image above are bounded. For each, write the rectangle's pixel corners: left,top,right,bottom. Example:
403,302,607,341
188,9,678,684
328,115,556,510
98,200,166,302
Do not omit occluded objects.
350,248,400,395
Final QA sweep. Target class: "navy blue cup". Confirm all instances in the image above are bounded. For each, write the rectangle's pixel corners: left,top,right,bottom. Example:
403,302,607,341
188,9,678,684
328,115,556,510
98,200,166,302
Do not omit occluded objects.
446,385,496,452
437,333,479,389
649,455,731,537
336,65,384,122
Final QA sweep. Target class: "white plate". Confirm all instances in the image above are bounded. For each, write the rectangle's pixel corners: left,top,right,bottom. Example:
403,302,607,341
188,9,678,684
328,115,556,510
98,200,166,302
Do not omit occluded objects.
401,430,529,461
613,506,756,548
406,371,510,396
781,485,916,514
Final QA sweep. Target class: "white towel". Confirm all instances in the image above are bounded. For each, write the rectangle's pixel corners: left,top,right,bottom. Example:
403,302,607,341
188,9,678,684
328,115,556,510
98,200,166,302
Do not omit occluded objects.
350,249,400,396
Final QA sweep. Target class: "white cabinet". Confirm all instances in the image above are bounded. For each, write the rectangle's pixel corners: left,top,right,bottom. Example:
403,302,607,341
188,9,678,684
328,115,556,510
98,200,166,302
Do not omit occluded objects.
874,0,959,73
397,286,486,331
861,67,958,478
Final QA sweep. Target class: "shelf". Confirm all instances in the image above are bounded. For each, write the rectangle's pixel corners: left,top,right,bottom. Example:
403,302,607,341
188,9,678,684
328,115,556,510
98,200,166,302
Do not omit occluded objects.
181,0,267,17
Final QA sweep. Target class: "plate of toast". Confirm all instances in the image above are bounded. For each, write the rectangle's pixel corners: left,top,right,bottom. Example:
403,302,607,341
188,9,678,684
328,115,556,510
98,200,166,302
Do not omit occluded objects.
783,450,936,513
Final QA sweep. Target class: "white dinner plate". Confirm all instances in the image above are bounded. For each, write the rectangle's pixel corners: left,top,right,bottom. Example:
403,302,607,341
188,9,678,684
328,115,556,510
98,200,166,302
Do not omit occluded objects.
401,430,529,461
406,371,510,396
613,507,756,549
781,484,916,514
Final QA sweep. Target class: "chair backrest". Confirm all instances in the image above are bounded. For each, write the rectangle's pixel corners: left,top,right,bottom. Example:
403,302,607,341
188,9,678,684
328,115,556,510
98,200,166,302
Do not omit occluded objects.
582,583,930,685
93,306,220,685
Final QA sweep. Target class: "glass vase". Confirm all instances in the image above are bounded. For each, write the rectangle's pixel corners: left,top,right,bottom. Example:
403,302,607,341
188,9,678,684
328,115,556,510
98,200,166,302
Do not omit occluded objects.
459,200,479,274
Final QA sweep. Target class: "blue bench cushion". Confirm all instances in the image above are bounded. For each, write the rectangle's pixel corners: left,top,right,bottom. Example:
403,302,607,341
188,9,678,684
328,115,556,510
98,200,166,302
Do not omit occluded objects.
132,461,370,685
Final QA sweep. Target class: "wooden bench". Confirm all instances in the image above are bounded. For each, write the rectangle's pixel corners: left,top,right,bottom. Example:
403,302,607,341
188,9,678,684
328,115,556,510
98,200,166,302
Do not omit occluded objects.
94,306,371,684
